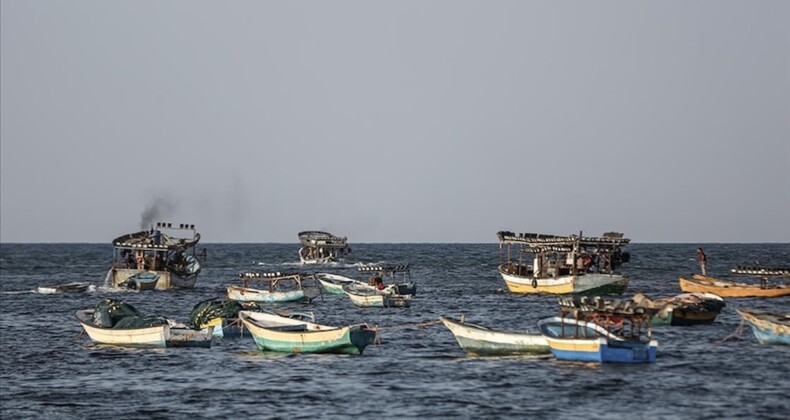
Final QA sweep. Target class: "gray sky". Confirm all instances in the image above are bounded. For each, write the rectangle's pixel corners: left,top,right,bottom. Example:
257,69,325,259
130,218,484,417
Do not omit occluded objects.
1,1,788,243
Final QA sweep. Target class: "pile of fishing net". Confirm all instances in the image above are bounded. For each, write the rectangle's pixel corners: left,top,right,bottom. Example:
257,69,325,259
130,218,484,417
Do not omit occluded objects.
92,298,169,329
189,298,264,329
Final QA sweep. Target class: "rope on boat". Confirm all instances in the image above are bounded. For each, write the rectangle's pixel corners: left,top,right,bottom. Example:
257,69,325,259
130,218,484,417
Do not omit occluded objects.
715,319,746,345
74,329,85,342
370,319,444,347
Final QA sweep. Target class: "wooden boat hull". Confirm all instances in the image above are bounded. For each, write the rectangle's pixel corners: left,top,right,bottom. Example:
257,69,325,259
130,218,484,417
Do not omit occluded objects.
538,317,657,363
239,312,375,354
499,266,628,295
75,310,214,348
679,275,790,298
440,316,550,356
316,273,364,295
111,268,198,290
227,285,306,303
344,286,411,308
737,310,790,345
36,282,92,294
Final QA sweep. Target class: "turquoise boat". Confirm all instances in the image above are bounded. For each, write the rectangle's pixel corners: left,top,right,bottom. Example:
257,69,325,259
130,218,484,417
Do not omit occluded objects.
239,311,376,354
738,310,790,345
121,272,160,291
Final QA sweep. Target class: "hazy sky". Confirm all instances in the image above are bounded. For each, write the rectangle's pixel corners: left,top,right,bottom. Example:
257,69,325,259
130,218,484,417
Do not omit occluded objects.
1,1,788,243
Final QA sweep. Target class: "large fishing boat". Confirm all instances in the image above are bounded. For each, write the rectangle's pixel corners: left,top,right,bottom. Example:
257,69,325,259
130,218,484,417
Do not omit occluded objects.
297,231,351,264
497,231,631,295
108,222,202,290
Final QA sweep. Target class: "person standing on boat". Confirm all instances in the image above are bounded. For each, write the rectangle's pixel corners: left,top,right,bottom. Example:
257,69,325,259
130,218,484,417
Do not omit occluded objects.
697,247,707,276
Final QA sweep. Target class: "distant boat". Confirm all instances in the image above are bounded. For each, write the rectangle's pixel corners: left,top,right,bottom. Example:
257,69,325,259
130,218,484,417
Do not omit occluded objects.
108,222,202,290
440,316,550,356
227,272,321,303
737,310,790,346
75,309,213,348
297,231,351,264
632,292,725,326
496,231,631,295
679,274,790,298
357,264,416,296
238,311,376,354
36,282,92,294
343,283,411,308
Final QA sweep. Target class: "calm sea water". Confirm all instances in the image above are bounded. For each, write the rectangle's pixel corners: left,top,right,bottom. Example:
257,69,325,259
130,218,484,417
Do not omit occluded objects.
0,243,788,419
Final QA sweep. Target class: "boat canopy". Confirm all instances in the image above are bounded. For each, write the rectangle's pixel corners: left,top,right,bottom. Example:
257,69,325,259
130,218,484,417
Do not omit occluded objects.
239,272,311,280
358,264,410,274
731,266,790,277
497,231,630,248
298,231,349,248
112,222,200,251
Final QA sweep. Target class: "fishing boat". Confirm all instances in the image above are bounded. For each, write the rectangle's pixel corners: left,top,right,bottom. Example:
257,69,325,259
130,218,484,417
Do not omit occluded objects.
238,311,377,354
315,273,366,295
75,299,213,348
497,231,631,295
538,296,657,363
118,272,160,291
343,283,411,308
107,222,202,290
297,231,351,264
227,272,321,303
679,274,790,298
632,292,725,326
36,282,92,294
440,316,550,356
737,309,790,346
357,264,416,295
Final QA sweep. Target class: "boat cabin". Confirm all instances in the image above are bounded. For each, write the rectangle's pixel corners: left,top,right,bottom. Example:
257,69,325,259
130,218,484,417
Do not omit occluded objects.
498,231,631,280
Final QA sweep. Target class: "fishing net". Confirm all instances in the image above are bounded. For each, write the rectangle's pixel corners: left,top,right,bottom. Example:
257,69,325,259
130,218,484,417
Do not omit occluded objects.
189,299,264,329
91,298,168,329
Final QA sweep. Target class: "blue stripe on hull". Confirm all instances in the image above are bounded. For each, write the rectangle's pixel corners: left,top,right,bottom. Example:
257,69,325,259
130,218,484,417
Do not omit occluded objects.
551,344,656,363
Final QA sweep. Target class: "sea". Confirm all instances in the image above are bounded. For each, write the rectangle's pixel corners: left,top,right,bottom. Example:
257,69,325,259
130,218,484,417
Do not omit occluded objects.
0,243,788,419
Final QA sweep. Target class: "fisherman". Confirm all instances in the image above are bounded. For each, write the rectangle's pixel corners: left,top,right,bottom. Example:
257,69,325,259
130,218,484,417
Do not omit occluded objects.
135,250,145,270
697,247,707,276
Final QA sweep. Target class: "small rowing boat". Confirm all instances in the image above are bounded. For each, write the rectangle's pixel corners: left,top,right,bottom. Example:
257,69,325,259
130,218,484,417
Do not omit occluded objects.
737,310,790,345
440,316,549,356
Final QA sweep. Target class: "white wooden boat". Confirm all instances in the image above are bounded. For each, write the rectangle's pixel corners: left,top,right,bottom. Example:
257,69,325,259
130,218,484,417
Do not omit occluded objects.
496,231,631,295
316,273,366,295
36,282,92,294
440,316,549,356
239,311,376,354
227,272,320,303
298,231,351,264
108,222,202,290
343,283,411,308
75,309,213,348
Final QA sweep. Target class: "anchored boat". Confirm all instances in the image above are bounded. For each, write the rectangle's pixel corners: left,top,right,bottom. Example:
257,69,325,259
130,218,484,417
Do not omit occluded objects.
679,273,790,298
737,309,790,346
239,311,377,354
538,296,657,363
227,272,321,303
298,231,351,264
108,222,202,290
343,283,412,308
440,316,550,356
75,299,213,348
632,292,725,326
36,282,93,294
497,231,631,295
315,273,367,295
